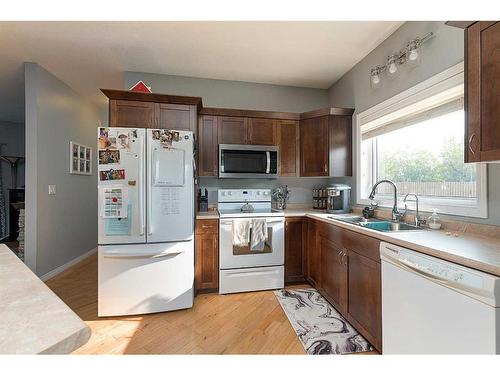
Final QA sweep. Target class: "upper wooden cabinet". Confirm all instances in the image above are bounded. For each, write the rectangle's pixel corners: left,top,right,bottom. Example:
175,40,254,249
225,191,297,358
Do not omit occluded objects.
218,116,248,144
465,21,500,162
102,89,201,131
247,118,277,145
198,115,219,177
277,120,300,177
329,115,353,177
156,103,196,132
300,108,354,177
110,100,156,128
300,116,329,176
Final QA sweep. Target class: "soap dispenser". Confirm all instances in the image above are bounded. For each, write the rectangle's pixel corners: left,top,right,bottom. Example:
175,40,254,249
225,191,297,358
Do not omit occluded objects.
428,209,442,230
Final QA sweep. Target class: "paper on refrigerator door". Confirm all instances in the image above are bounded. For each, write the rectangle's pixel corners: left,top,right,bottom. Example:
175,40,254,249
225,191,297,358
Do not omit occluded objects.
100,186,129,218
105,204,132,235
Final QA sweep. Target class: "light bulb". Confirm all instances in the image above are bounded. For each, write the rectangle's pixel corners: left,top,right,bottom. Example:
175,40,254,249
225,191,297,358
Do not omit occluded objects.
372,74,380,85
388,62,397,74
409,49,419,61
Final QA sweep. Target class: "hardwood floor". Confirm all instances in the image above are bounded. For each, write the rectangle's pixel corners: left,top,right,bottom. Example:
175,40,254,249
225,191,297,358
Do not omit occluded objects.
45,254,306,354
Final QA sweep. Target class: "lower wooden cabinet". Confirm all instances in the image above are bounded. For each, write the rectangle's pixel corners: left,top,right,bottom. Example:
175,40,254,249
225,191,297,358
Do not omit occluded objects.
347,250,382,350
284,217,306,283
306,218,321,288
195,219,219,292
309,219,382,352
319,236,348,316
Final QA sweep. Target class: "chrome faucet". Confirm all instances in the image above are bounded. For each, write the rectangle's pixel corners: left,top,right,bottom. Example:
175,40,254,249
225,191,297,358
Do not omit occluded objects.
403,193,426,227
369,179,404,222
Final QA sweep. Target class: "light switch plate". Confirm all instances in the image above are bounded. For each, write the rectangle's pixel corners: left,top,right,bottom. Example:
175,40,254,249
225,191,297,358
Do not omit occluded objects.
48,185,56,195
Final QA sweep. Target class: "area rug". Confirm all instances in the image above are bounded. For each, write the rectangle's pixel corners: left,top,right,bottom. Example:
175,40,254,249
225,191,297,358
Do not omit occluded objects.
274,288,373,355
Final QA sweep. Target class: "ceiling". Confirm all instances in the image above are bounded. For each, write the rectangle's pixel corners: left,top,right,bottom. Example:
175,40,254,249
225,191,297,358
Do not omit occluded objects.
0,21,404,123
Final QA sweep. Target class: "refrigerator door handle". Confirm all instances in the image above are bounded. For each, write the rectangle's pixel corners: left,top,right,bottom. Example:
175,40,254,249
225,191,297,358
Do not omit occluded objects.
103,249,184,259
139,137,145,236
147,145,153,236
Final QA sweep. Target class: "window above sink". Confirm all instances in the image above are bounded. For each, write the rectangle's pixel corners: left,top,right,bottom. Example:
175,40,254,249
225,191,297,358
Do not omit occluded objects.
356,63,487,219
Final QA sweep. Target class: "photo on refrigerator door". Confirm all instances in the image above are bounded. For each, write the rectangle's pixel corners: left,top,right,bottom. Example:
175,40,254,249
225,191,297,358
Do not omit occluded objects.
99,149,120,165
99,169,125,181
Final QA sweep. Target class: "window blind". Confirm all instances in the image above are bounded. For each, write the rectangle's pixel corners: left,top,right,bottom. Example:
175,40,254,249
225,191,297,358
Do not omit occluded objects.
361,84,464,140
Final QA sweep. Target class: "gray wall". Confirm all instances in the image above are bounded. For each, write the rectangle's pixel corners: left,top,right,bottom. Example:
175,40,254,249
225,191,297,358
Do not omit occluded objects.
25,62,99,275
200,177,333,205
124,71,333,204
0,120,25,236
329,21,500,226
124,72,330,113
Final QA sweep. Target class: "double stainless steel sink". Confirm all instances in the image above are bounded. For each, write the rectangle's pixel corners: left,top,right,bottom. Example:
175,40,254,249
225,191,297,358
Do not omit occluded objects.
327,215,424,232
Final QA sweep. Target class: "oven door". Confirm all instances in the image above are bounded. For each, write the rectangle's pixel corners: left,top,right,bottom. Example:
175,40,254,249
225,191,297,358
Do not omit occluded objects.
219,144,278,178
219,217,284,269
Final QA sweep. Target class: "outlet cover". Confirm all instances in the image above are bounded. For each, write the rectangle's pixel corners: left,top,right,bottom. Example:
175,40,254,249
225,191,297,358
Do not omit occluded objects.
48,185,56,195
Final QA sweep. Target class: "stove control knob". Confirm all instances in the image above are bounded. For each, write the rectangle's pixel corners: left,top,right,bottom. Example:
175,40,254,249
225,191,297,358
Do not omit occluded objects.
228,191,233,196
256,191,261,195
264,191,269,196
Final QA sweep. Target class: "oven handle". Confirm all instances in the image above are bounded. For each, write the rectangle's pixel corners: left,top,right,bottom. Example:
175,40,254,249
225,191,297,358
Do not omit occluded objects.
220,218,284,226
266,151,270,174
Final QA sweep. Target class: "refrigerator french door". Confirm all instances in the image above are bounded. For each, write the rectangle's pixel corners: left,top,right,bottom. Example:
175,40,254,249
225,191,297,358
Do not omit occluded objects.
97,127,194,317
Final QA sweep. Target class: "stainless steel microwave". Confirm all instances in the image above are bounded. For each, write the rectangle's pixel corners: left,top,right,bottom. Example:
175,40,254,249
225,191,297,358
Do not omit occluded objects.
219,144,279,179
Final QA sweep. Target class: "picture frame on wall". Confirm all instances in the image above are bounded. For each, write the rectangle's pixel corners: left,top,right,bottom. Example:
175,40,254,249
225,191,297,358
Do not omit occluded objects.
69,141,92,175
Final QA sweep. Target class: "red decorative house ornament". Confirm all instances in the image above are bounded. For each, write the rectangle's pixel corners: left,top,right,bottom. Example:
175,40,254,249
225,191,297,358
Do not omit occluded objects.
129,81,152,93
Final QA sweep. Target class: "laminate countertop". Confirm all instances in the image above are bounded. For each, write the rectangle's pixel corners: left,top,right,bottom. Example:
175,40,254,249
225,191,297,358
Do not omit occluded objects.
0,245,91,354
308,213,500,277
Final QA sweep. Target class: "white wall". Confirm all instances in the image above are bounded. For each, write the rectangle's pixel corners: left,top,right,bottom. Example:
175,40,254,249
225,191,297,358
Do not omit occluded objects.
25,62,100,275
328,21,500,226
0,120,25,236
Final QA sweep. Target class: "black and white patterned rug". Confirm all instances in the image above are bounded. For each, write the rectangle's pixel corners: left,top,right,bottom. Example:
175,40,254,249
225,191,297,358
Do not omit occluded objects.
274,288,373,355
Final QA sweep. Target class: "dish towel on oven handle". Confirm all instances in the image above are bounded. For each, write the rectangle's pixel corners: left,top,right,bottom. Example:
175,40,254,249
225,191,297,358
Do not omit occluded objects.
250,219,267,252
232,219,250,247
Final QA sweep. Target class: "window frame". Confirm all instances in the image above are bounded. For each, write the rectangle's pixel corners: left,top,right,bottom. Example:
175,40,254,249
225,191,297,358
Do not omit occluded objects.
355,62,488,219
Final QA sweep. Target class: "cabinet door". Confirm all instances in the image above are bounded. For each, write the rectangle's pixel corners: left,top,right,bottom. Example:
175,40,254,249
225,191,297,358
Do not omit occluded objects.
277,120,299,176
110,100,155,128
284,217,306,283
466,21,500,162
347,250,382,351
156,103,196,132
329,115,352,177
247,118,277,145
198,115,219,177
300,116,329,176
195,219,219,291
218,116,247,144
320,236,348,315
306,219,320,287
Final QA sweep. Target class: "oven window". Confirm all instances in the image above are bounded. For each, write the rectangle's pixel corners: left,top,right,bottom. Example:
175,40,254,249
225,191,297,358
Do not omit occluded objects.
233,227,273,255
222,150,267,173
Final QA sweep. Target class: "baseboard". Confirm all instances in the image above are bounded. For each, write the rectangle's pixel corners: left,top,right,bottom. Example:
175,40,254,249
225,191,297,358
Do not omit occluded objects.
40,247,97,281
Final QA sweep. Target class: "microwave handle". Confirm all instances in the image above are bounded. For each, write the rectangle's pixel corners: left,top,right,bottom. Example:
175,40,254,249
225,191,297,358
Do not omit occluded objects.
266,151,270,174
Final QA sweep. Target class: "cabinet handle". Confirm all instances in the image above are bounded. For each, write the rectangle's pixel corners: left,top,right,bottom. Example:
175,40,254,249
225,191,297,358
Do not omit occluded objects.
468,133,477,155
201,224,212,229
342,251,347,265
338,250,343,264
324,163,328,173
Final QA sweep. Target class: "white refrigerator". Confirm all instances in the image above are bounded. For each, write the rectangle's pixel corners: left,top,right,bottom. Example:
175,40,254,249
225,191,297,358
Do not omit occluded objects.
97,127,194,317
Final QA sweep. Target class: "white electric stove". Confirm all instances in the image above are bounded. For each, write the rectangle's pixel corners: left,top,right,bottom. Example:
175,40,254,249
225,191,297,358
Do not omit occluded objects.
217,189,285,294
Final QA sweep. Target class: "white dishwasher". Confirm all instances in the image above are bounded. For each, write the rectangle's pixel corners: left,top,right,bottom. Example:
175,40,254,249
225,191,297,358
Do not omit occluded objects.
380,242,500,354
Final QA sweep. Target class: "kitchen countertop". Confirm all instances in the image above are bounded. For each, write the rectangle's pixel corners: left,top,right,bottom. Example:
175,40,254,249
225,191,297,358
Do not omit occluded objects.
308,213,500,277
194,207,500,276
0,244,91,354
196,211,219,219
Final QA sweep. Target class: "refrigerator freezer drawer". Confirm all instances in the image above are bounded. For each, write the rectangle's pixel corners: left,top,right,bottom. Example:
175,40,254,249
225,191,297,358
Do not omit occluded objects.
219,266,284,294
98,242,194,317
